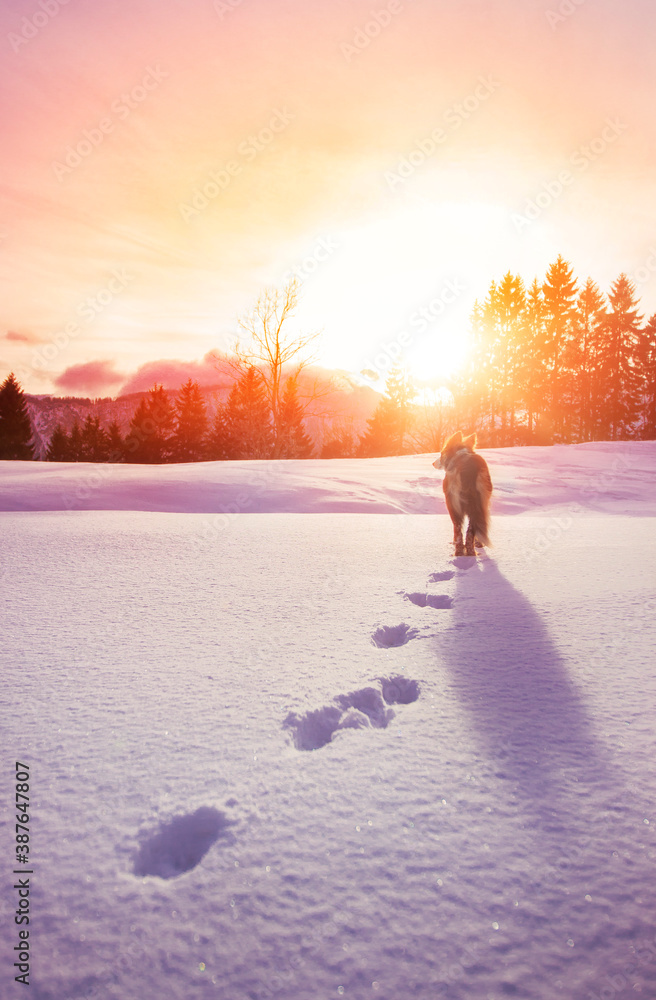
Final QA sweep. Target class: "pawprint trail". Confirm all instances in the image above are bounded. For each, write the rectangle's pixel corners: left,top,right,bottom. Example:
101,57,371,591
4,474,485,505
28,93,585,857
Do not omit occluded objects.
284,558,470,752
371,557,465,650
283,675,421,751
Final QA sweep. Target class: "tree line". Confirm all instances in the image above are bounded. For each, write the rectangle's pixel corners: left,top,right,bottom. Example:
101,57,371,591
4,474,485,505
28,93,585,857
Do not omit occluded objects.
455,255,656,445
344,255,656,454
1,365,381,463
38,368,407,463
43,372,313,463
2,260,655,462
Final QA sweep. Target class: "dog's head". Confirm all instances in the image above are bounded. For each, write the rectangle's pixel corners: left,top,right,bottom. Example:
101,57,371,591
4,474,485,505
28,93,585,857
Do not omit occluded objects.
432,430,477,470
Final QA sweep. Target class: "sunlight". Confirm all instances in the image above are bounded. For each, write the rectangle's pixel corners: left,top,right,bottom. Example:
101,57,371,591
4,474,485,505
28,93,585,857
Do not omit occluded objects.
412,385,455,408
293,199,507,382
406,324,471,385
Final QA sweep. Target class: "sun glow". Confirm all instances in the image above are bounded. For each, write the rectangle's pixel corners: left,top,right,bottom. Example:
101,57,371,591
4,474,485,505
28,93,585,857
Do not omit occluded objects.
405,324,471,385
293,198,509,384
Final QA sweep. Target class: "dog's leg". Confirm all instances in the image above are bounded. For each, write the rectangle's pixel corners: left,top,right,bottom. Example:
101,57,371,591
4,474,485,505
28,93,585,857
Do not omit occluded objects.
465,520,476,557
452,517,465,556
443,477,464,555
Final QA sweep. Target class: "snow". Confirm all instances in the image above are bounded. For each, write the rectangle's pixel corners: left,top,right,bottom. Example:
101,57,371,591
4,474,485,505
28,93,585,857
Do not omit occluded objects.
1,442,655,1000
2,439,656,515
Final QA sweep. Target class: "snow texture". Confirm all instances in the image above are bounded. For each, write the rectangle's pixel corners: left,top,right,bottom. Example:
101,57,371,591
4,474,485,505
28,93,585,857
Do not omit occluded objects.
1,442,656,1000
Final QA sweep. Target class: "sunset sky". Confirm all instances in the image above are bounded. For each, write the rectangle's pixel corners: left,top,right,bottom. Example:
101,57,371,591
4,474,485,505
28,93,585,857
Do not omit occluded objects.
1,0,655,395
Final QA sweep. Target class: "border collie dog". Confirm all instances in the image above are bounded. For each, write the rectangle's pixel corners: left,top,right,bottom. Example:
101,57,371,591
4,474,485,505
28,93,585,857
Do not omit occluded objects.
433,431,492,557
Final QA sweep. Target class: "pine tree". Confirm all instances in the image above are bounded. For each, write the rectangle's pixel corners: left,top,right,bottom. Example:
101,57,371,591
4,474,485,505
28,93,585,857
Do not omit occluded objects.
125,385,175,463
46,424,70,461
147,385,175,461
321,420,356,459
569,279,607,441
79,415,110,462
171,379,208,462
542,255,578,440
458,275,527,444
208,367,273,460
599,274,643,439
207,402,232,461
68,421,83,461
637,313,656,439
124,398,151,463
277,376,314,458
106,421,125,462
358,367,415,457
518,278,547,442
489,272,526,444
0,373,35,460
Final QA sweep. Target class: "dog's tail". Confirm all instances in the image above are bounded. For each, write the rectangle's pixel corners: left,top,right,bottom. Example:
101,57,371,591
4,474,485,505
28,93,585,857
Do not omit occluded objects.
469,468,493,547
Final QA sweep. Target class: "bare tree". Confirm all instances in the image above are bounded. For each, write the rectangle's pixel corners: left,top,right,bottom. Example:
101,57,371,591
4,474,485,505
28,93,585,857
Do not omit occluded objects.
214,279,333,457
320,417,357,458
408,390,456,454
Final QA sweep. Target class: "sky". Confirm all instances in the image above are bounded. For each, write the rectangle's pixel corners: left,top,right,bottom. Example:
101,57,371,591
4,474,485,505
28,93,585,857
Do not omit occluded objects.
1,0,655,396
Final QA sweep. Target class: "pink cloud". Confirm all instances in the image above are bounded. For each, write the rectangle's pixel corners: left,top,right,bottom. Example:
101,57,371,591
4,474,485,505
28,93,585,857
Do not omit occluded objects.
118,351,232,395
55,360,127,395
5,330,40,344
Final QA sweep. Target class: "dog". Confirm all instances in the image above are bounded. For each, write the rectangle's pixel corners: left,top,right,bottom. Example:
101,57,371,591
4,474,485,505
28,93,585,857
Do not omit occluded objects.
433,431,492,556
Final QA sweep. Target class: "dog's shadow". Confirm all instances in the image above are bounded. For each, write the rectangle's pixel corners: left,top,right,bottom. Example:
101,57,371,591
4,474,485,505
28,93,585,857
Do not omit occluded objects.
442,559,608,818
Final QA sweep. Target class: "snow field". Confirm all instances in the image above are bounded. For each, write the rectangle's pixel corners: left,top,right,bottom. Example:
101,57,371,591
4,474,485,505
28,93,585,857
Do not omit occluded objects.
1,445,655,999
